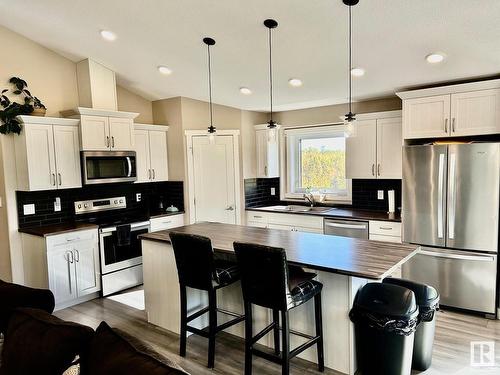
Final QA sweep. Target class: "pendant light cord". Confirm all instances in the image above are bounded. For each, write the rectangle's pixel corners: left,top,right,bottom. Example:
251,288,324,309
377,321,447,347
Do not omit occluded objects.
207,43,214,128
268,27,273,123
348,4,352,115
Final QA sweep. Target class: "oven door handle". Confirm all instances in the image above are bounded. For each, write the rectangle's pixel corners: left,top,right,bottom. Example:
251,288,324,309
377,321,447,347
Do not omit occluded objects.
126,157,132,177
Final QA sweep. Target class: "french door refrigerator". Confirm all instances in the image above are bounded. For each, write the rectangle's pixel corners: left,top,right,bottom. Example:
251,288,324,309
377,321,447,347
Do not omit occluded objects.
402,143,499,318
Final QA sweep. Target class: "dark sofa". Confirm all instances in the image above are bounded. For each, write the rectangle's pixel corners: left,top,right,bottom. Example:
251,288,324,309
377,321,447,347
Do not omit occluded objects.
0,279,189,375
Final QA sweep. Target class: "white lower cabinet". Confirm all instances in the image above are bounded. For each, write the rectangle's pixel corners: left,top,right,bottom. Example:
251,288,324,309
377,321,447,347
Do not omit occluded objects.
150,213,185,232
22,228,101,310
368,220,402,243
246,211,323,233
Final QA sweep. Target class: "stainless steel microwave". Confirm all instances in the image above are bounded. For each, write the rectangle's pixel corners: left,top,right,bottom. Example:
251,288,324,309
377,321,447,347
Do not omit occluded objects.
81,151,137,185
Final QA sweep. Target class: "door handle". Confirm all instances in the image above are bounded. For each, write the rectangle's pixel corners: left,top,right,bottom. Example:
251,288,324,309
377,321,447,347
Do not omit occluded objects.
58,173,62,186
152,169,155,180
448,153,457,240
106,136,110,148
452,118,456,133
377,163,381,176
225,206,235,211
51,173,56,186
111,136,115,148
264,165,268,177
419,250,495,262
73,249,80,262
325,222,367,230
66,251,74,264
437,153,445,239
444,118,448,133
371,164,375,176
148,169,151,180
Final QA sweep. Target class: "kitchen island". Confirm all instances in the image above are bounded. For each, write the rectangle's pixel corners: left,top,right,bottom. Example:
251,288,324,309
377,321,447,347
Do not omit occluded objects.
140,222,419,375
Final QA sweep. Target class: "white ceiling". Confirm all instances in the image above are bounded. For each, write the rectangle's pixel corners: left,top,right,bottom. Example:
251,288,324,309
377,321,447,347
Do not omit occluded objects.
1,0,499,111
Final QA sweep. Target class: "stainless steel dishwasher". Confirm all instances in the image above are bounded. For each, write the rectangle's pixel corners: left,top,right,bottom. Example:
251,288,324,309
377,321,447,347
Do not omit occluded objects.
323,219,369,239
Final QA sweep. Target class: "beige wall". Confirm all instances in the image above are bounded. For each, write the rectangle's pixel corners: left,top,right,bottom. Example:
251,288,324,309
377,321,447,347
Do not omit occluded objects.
117,85,154,124
275,97,402,127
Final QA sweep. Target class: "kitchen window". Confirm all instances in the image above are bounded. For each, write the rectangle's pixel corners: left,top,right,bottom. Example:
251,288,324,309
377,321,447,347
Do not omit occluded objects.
283,124,351,202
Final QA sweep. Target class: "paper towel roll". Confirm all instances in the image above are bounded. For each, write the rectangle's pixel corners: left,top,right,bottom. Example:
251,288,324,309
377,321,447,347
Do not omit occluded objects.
388,190,395,213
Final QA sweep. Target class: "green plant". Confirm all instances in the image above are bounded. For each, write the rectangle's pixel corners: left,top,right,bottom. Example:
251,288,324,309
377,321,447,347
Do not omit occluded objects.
0,77,46,135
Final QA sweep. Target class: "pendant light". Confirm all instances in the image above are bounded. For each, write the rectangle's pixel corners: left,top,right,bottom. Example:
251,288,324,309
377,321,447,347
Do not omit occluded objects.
344,0,359,123
264,19,278,141
203,37,217,142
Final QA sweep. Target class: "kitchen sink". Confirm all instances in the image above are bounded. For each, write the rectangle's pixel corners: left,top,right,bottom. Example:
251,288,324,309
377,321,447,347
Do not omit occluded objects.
264,205,333,213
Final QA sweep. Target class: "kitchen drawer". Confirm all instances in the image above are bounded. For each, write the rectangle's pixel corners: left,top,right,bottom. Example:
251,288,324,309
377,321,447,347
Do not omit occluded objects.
46,229,97,248
150,214,184,232
369,234,401,243
265,212,323,229
369,220,401,237
246,212,268,224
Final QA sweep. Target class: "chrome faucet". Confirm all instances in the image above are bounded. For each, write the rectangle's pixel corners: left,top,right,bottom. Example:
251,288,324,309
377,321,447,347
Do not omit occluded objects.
304,192,315,207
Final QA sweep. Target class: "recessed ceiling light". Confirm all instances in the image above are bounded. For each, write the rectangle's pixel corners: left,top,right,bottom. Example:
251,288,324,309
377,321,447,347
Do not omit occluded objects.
288,78,303,87
426,53,445,64
100,30,117,41
239,87,252,95
157,66,172,75
351,68,365,77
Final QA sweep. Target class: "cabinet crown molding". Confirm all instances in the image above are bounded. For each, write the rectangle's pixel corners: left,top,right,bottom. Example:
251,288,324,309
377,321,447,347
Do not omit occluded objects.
60,107,139,119
134,123,169,131
396,79,500,100
17,115,80,126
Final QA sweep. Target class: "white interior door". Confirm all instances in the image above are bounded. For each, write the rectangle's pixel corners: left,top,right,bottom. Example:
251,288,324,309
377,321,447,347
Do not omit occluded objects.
53,125,82,189
192,135,236,224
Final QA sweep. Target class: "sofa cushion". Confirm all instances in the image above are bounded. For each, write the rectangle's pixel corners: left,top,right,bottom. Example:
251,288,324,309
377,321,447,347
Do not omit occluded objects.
0,279,55,334
82,321,188,375
0,308,94,375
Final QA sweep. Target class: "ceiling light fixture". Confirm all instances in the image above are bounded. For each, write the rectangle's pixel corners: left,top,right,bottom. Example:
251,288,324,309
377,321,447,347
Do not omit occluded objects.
426,53,445,64
288,78,303,87
343,0,359,123
100,30,116,41
240,87,252,95
158,66,172,75
264,19,278,130
203,37,217,142
351,67,365,77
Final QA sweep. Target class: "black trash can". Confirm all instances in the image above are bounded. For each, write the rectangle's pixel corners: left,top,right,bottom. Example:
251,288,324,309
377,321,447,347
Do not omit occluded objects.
383,277,440,371
349,283,419,375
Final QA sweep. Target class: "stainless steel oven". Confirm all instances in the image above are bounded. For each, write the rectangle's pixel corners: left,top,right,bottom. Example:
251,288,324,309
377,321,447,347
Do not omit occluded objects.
81,151,137,185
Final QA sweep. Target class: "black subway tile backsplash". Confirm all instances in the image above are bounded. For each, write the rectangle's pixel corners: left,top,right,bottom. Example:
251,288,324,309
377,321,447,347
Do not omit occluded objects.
244,178,280,208
352,179,401,212
16,181,184,229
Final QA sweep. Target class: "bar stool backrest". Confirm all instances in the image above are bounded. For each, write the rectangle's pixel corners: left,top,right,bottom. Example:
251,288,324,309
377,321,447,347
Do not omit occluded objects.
233,242,290,311
169,232,215,291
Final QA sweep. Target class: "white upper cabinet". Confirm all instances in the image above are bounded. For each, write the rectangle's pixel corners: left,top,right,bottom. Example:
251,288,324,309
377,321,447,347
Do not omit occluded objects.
80,115,134,151
134,124,169,183
403,95,450,139
397,80,500,139
255,125,279,178
108,117,134,150
450,89,500,137
346,119,377,179
15,116,82,191
346,111,402,180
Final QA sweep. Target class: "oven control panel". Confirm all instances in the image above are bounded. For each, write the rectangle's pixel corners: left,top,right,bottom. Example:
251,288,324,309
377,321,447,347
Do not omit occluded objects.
75,196,127,214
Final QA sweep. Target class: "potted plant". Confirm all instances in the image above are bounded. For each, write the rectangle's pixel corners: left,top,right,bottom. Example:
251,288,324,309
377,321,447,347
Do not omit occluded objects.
0,77,47,134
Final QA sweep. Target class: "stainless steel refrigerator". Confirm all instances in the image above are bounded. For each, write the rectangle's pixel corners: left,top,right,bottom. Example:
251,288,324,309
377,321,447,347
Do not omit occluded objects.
402,143,499,318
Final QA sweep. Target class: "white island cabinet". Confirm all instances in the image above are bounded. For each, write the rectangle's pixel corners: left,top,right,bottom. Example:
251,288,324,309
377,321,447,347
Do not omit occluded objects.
21,227,101,310
15,116,82,191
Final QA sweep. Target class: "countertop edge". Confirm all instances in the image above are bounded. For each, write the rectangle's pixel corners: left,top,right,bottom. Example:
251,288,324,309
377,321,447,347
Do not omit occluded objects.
19,223,99,238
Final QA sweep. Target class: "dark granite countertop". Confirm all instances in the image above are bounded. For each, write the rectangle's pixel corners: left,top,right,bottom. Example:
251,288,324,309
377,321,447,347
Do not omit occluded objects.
139,222,417,280
246,206,401,222
18,222,99,237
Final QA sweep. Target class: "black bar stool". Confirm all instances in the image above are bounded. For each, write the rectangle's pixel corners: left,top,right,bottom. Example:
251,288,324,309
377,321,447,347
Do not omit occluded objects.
169,232,245,368
233,242,325,375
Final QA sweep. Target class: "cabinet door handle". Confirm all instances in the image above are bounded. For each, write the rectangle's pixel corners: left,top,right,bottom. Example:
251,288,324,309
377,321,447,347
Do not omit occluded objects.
452,118,456,133
66,251,74,264
57,173,62,186
106,136,110,148
51,173,56,186
73,249,80,262
264,165,268,177
371,164,375,176
148,169,151,180
377,164,381,176
152,169,155,180
379,226,393,231
111,136,115,148
444,118,448,133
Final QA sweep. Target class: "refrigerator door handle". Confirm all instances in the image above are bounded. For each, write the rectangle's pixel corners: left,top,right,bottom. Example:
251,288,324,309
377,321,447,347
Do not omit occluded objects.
419,249,495,262
437,153,445,239
448,153,457,239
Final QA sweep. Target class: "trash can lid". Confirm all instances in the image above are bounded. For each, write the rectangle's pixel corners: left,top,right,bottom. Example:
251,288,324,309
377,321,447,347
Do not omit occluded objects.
353,283,419,321
383,277,439,308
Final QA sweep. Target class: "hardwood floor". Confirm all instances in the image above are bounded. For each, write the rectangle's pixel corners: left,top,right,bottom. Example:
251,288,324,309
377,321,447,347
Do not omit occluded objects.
55,293,500,375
